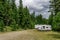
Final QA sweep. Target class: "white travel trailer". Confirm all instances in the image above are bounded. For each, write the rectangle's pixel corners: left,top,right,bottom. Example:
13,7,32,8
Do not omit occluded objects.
35,25,52,31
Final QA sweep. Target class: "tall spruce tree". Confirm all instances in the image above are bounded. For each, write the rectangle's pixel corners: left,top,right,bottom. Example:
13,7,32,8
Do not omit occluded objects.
0,0,5,32
50,0,60,15
23,7,33,29
48,13,53,26
49,0,60,31
52,12,60,31
9,0,18,31
11,0,17,22
30,11,35,28
36,14,43,24
3,0,11,26
18,0,23,28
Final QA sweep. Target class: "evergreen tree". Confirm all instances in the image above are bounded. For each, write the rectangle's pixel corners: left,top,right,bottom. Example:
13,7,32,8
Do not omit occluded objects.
36,14,43,24
49,0,60,31
48,13,53,26
52,12,60,31
18,0,23,28
2,0,11,26
0,0,7,32
31,11,35,22
0,0,49,32
42,18,48,24
0,1,4,31
23,7,34,29
9,0,18,31
0,0,4,20
30,11,35,28
0,20,4,32
11,0,17,23
49,0,60,15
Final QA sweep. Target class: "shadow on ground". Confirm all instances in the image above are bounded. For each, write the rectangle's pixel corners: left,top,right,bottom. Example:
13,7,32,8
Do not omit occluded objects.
48,33,60,39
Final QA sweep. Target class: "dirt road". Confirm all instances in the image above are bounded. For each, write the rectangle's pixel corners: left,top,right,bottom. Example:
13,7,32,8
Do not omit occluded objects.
0,30,60,40
0,31,30,40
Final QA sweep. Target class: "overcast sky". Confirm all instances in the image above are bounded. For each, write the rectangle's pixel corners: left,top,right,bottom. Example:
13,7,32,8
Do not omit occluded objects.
16,0,51,19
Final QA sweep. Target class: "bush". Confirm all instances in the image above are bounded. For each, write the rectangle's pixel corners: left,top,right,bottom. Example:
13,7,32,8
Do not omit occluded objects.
52,12,60,31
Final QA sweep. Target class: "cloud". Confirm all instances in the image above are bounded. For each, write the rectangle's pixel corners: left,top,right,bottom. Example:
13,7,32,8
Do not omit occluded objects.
16,0,50,19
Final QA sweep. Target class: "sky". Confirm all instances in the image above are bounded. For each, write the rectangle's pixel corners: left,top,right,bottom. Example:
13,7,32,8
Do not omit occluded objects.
15,0,51,19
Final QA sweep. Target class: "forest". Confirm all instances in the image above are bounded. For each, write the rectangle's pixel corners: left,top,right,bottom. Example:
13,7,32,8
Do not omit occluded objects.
0,0,60,32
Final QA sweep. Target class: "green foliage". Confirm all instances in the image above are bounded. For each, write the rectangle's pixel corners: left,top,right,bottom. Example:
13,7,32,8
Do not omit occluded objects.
52,12,60,31
36,14,42,24
0,0,48,32
4,26,12,32
49,0,60,31
35,14,48,25
30,11,35,28
48,13,53,26
0,20,4,32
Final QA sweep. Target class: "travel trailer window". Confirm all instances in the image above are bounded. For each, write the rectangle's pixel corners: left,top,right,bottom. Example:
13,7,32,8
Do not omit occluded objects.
43,26,45,29
46,27,48,28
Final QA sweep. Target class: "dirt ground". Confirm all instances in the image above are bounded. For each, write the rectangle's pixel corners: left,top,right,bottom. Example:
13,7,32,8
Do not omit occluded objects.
0,30,60,40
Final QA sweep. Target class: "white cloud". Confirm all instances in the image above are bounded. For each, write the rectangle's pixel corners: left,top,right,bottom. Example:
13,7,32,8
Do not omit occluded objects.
16,0,50,19
15,0,19,6
39,0,49,2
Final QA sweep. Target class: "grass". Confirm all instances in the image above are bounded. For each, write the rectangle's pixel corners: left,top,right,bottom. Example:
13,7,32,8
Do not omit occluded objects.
0,29,60,40
17,29,60,40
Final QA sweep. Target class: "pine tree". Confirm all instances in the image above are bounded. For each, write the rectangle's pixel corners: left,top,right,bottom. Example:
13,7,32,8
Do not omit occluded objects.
30,11,35,28
23,7,33,29
2,0,11,26
36,14,43,24
11,0,17,22
48,13,53,26
0,20,4,32
0,0,7,32
49,0,60,31
31,11,35,22
49,0,60,15
52,12,60,31
9,0,18,31
0,0,4,19
18,0,23,28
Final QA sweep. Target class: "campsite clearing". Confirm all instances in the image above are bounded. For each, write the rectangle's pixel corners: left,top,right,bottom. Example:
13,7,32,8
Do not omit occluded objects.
0,29,60,40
